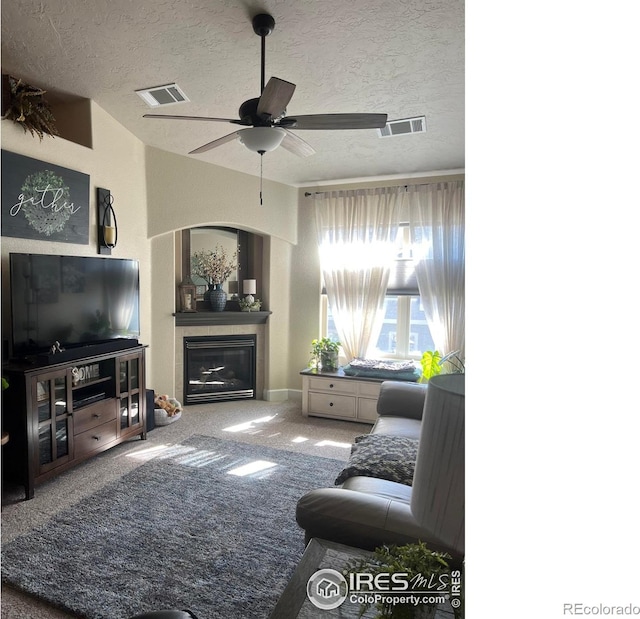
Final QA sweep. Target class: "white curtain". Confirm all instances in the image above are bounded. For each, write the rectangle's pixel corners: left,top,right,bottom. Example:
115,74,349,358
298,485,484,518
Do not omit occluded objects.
408,181,465,360
314,187,403,360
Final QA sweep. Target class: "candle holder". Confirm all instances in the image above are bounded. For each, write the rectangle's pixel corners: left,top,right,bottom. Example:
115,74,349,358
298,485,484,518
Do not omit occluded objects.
97,187,118,255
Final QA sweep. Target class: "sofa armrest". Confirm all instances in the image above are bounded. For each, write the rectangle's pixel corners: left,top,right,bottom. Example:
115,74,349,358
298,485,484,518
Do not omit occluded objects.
376,381,428,420
296,487,461,560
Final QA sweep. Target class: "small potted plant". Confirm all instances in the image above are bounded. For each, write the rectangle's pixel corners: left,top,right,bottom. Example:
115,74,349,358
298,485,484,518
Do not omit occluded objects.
238,297,262,312
345,541,463,619
310,337,341,372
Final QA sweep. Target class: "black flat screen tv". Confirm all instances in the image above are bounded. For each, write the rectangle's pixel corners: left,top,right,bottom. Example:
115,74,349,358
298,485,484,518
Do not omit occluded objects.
9,253,140,357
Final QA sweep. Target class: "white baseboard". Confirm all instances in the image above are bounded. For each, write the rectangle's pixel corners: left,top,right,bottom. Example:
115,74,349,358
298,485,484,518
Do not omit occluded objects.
263,389,302,402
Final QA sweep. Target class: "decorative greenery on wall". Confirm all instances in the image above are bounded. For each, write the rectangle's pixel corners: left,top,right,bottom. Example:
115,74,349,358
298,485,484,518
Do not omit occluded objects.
1,75,59,140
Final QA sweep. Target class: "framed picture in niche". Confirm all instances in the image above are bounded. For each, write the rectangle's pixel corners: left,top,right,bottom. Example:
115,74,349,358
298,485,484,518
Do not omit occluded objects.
1,150,90,244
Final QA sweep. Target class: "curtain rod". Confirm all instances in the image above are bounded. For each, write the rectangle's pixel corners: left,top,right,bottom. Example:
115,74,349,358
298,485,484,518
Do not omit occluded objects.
304,180,461,197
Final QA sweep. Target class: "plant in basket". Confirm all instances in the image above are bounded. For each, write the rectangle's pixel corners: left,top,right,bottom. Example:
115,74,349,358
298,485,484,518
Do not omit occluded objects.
310,337,341,371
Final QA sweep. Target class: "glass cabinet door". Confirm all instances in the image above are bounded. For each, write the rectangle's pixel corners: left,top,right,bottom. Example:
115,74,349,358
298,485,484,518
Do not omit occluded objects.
119,355,143,431
34,370,72,472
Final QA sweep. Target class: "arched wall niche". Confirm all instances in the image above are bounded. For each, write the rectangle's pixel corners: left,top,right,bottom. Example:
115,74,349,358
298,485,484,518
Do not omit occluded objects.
177,226,265,307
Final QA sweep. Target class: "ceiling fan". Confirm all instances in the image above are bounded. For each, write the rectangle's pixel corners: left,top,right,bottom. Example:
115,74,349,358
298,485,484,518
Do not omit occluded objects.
143,13,388,159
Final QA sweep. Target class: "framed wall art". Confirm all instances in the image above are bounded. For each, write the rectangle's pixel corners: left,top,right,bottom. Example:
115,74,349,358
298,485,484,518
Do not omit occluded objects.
1,150,90,244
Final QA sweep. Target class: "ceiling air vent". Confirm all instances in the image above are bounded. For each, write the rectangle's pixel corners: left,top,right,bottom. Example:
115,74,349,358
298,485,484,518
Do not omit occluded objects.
378,116,426,138
135,83,190,108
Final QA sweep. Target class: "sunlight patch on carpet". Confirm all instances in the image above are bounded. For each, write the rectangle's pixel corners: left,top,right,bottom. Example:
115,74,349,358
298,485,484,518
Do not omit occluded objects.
222,415,275,433
315,439,352,449
125,443,173,461
174,448,230,468
126,443,232,468
227,459,278,477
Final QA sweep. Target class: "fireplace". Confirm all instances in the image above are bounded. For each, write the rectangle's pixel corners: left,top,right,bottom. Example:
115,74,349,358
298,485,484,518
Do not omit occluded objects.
183,335,256,404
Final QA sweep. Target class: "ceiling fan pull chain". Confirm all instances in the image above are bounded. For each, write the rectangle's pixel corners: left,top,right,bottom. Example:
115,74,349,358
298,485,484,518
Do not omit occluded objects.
260,153,263,206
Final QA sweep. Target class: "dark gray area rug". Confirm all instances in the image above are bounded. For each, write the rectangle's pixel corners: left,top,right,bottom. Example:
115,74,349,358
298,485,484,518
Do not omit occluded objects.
1,435,343,619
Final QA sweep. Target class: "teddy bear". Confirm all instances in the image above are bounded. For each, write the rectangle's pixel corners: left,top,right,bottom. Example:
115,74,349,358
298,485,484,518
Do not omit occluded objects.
154,394,181,417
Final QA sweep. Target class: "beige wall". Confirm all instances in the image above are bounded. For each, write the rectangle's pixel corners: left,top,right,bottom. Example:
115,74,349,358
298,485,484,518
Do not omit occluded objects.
144,146,298,243
261,234,292,400
1,102,151,379
144,146,299,398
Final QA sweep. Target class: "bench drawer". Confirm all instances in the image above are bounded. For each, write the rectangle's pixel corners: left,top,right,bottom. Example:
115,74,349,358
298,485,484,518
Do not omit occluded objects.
307,377,357,395
308,393,356,418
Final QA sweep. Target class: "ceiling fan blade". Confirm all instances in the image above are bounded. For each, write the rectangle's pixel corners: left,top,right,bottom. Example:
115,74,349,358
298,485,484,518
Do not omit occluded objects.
257,77,296,118
281,129,316,158
189,131,239,155
144,113,246,124
281,113,388,130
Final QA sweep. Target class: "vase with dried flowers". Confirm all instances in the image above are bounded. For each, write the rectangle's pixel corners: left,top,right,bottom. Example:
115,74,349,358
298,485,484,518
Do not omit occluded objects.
191,246,239,311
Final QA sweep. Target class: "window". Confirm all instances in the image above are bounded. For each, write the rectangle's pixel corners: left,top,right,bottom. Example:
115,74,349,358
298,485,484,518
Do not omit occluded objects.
325,295,434,360
323,225,435,360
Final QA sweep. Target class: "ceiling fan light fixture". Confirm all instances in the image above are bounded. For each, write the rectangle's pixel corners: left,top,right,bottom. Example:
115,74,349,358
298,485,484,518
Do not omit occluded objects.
238,127,286,153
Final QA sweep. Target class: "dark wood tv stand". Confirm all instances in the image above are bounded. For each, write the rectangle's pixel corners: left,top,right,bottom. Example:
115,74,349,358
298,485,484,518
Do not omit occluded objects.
2,344,147,500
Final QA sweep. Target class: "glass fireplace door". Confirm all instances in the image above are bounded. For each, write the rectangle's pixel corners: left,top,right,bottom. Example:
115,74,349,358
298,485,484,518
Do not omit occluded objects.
184,335,256,403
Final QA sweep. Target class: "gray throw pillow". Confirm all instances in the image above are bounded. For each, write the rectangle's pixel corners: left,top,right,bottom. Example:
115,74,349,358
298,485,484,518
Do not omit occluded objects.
335,434,418,486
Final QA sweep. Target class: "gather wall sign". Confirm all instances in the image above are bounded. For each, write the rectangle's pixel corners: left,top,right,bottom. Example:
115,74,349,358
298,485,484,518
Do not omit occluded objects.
1,150,90,245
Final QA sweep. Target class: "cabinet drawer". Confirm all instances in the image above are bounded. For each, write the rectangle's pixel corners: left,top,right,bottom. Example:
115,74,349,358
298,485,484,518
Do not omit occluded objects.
73,399,117,435
357,398,379,422
74,421,118,457
308,377,357,395
308,393,356,418
358,382,381,398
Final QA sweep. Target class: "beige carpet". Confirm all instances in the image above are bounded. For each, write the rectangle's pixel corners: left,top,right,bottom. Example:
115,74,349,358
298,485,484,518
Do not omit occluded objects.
1,398,372,619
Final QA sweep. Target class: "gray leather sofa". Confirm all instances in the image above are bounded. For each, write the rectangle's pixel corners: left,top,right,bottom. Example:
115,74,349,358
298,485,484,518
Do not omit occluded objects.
296,379,463,560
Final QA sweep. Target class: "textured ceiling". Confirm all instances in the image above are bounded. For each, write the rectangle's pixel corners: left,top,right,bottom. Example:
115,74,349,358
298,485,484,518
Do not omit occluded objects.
1,0,464,186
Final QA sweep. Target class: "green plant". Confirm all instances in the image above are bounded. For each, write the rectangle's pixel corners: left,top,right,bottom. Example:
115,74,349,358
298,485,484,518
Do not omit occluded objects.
310,337,341,371
345,541,463,619
1,75,59,140
238,297,262,311
439,350,465,374
1,377,8,391
419,350,442,383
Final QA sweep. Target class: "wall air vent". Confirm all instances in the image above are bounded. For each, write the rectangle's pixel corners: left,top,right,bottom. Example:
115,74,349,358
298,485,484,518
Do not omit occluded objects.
378,116,427,138
135,83,190,108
